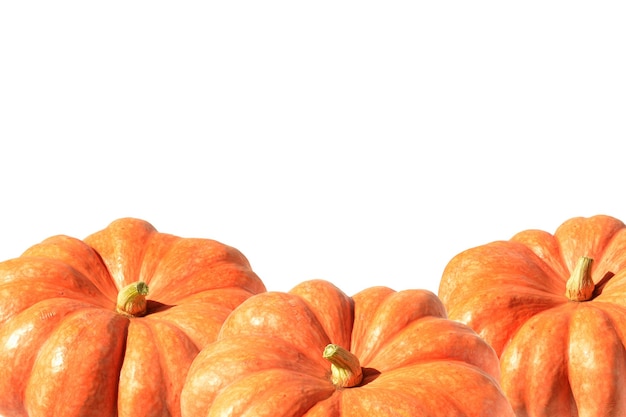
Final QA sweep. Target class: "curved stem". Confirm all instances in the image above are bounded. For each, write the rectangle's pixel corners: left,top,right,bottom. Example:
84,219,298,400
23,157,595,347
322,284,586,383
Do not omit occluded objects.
565,256,594,302
323,344,363,388
116,281,149,317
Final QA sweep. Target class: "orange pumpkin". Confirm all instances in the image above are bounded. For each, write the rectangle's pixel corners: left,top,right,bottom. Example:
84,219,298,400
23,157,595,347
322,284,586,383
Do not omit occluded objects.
438,214,626,416
181,279,514,416
0,218,266,417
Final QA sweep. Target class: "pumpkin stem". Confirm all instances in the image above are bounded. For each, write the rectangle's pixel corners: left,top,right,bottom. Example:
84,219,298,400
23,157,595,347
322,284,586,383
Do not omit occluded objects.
116,281,149,317
565,256,594,302
323,344,363,388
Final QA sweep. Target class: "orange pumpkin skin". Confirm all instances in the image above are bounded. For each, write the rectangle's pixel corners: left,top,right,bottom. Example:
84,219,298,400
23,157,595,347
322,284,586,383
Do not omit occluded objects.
438,214,626,416
180,279,515,417
0,218,266,417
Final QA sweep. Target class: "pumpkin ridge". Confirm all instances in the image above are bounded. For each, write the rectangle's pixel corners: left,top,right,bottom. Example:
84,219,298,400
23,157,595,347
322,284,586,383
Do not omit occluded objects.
145,317,193,417
20,235,120,301
349,286,395,359
439,241,567,316
134,233,181,292
351,289,446,365
500,301,580,413
448,285,565,358
554,215,626,274
118,319,167,415
341,384,440,415
573,302,626,352
217,291,332,366
147,247,264,302
346,362,492,415
82,218,158,291
207,368,335,417
498,242,570,294
565,303,626,415
366,316,502,380
119,316,204,416
24,308,129,416
142,306,213,350
0,258,115,322
0,299,105,416
288,280,355,351
181,333,332,417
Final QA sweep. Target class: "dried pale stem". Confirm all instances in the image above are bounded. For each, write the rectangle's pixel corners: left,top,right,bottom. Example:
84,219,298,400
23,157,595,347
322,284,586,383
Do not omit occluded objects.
565,256,594,302
323,344,363,388
116,281,149,317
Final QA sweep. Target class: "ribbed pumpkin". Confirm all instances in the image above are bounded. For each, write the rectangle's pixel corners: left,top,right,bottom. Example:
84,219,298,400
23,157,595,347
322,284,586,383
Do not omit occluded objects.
181,279,514,417
438,214,626,416
0,218,266,417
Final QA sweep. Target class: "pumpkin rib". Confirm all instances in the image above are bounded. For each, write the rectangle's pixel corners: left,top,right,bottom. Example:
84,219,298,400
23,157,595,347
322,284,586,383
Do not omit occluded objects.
554,215,626,273
133,232,181,289
126,233,264,301
217,291,333,367
440,241,567,305
500,306,576,415
0,298,97,416
24,307,129,417
340,383,444,416
118,319,167,415
119,317,201,417
145,302,233,349
301,392,341,417
174,286,259,310
82,217,158,290
348,286,395,359
182,335,330,416
510,229,571,279
206,369,335,417
439,242,570,356
20,235,119,300
348,361,508,417
0,259,114,324
566,304,626,415
444,284,563,357
500,302,626,415
350,289,446,365
289,280,355,351
147,256,264,303
366,316,501,380
0,282,110,325
588,228,626,295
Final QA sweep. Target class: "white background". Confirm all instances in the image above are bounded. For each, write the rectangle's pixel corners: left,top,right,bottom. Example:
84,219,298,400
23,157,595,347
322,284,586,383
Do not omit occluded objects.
1,2,625,297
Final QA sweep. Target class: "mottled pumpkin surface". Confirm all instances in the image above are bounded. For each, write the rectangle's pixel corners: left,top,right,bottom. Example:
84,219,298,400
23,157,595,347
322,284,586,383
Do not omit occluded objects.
0,218,266,417
439,214,626,416
181,279,514,417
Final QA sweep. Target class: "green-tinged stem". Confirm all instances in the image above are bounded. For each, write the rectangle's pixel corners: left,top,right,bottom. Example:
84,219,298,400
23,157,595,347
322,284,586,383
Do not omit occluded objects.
565,256,594,302
116,281,149,317
323,344,363,388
